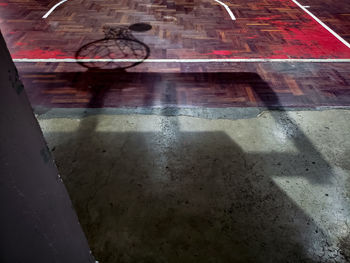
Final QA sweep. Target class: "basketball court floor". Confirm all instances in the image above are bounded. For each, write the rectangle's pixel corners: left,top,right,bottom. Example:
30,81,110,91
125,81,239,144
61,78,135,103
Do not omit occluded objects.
1,0,350,108
1,0,350,262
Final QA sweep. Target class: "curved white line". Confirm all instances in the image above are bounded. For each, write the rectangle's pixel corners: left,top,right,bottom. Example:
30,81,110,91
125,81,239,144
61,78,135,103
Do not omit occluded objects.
13,58,350,62
214,0,236,20
42,0,68,19
292,0,350,49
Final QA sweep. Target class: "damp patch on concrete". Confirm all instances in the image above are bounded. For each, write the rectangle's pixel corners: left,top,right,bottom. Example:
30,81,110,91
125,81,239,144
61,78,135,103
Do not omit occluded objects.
34,106,350,121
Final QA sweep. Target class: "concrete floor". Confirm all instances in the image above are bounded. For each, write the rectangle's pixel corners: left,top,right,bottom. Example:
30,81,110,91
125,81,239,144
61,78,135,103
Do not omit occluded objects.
36,108,350,263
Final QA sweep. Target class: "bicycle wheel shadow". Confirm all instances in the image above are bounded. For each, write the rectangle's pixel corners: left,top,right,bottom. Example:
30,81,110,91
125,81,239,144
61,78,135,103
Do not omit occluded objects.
71,23,152,109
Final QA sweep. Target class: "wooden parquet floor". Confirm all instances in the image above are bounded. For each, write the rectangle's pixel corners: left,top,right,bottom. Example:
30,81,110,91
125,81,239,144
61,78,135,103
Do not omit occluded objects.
1,0,349,107
17,62,350,108
1,0,350,59
299,0,350,42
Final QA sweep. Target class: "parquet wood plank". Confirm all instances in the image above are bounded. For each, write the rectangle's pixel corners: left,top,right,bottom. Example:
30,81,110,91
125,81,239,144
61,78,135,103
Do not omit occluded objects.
1,0,349,108
16,62,350,108
1,0,350,59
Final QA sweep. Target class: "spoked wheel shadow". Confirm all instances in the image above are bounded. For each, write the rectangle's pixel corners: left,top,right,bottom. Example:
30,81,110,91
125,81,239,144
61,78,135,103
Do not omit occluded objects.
74,23,152,108
75,23,151,70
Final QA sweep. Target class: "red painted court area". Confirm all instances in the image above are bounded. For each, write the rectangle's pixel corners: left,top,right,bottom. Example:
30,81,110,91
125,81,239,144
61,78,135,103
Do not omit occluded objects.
0,0,349,60
0,0,349,109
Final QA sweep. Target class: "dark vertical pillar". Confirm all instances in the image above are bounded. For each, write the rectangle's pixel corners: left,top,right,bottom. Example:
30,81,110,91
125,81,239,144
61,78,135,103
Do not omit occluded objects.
0,32,95,263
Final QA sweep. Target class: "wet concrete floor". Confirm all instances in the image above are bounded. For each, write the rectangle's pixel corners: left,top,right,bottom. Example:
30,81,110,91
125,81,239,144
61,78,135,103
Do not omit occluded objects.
37,109,350,263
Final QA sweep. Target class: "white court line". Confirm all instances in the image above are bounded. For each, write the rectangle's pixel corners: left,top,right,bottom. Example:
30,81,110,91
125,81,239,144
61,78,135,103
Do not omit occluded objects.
214,0,236,20
292,0,350,49
42,0,235,20
42,0,68,18
12,58,350,62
